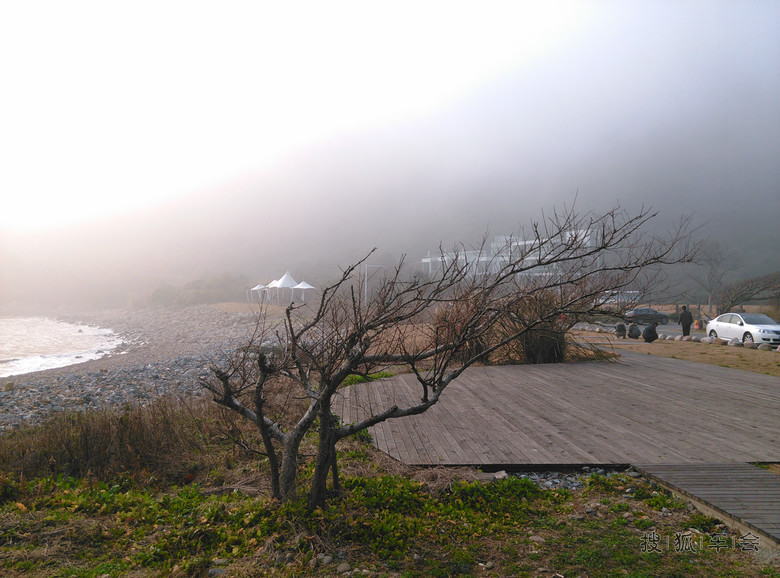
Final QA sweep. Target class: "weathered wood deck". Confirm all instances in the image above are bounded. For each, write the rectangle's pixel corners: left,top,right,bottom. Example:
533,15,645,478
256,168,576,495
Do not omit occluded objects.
635,463,780,548
333,351,780,546
333,351,779,467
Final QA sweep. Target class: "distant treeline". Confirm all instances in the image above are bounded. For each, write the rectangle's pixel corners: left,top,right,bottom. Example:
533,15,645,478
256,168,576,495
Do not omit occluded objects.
138,273,251,308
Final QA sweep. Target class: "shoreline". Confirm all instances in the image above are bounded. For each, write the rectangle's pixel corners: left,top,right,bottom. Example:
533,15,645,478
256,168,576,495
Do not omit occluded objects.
0,305,261,431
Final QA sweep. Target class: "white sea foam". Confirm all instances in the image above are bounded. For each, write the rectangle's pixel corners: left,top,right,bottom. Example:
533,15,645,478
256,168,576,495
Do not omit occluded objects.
0,317,122,377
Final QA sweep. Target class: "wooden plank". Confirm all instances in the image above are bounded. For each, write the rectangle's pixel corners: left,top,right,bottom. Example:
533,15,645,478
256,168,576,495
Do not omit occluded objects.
333,351,779,466
331,355,780,548
635,463,780,548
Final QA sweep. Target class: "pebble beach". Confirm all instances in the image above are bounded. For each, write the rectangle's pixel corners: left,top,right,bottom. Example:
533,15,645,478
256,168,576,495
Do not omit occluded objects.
0,305,265,431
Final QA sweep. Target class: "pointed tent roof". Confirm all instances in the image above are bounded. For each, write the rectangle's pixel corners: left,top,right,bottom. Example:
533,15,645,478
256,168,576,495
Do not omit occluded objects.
293,281,315,290
275,272,298,288
251,283,265,291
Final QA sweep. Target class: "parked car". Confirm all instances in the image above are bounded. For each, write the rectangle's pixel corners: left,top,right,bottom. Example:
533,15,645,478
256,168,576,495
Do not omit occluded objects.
705,313,780,345
624,307,669,325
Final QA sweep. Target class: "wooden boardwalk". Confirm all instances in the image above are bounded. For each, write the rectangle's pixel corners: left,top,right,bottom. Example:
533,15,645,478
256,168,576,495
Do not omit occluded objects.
333,351,779,467
333,352,780,547
635,463,780,548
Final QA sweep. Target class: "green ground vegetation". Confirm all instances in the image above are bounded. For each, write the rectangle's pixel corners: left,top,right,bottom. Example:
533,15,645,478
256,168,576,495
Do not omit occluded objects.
0,396,777,577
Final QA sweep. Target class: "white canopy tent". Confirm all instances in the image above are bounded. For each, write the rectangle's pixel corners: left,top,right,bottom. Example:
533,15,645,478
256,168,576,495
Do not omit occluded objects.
268,272,298,303
293,281,316,302
247,283,265,303
251,273,316,304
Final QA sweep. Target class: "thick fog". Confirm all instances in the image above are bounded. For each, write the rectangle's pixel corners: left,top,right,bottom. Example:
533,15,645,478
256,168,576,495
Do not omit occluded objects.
1,2,778,313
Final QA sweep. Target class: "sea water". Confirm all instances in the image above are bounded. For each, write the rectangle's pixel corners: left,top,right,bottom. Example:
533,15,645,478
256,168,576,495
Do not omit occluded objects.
0,317,122,378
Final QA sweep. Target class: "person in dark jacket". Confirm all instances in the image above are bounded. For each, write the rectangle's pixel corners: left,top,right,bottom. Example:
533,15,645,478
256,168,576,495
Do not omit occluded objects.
679,305,694,337
628,322,641,339
642,322,659,343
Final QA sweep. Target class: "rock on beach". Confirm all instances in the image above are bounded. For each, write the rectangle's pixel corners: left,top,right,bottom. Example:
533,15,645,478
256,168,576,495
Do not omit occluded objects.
0,305,264,431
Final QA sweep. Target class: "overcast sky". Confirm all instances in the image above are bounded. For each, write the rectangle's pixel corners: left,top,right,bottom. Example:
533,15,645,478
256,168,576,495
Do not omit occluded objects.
1,0,592,231
1,0,778,309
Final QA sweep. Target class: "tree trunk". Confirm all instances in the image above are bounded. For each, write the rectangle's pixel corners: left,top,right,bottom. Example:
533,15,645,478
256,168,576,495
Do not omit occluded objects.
254,390,281,499
278,440,300,500
308,403,337,509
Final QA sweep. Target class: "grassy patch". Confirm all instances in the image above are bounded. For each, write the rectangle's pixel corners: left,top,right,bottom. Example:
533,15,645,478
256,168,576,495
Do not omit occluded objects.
341,371,394,386
0,450,776,576
0,367,776,575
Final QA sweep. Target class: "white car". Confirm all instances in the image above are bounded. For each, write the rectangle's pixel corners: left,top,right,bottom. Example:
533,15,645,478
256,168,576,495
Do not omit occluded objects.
706,313,780,346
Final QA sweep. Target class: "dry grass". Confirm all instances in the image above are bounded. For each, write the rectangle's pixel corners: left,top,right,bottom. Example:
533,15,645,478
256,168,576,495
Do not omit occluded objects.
603,336,780,378
0,396,234,485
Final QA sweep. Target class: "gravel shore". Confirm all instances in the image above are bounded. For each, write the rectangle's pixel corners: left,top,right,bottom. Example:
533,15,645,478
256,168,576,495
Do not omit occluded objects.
0,305,264,431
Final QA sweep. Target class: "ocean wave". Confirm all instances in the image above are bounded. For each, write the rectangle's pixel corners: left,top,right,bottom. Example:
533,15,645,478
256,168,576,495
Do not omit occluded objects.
0,317,122,377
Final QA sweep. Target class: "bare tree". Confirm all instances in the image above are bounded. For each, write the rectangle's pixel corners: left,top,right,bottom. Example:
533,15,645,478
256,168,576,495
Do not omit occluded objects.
688,242,739,314
716,271,780,314
200,204,697,508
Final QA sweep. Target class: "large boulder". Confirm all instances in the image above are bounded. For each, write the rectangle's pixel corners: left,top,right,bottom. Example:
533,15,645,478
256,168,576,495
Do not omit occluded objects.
758,343,772,351
713,337,728,345
683,335,694,341
727,338,743,347
699,336,713,344
743,342,757,350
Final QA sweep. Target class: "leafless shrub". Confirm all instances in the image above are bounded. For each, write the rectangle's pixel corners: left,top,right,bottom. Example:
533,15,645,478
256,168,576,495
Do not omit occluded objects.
200,204,699,508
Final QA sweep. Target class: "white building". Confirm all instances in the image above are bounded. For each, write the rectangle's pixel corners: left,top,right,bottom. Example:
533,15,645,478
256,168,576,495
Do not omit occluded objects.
422,230,595,278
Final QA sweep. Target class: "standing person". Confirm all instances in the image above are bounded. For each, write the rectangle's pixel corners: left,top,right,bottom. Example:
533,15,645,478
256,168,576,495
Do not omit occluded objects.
643,322,659,343
679,305,694,337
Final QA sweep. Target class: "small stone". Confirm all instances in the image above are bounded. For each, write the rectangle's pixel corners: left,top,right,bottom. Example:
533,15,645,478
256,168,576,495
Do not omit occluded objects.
336,562,351,574
322,555,334,565
530,535,545,543
627,471,641,478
